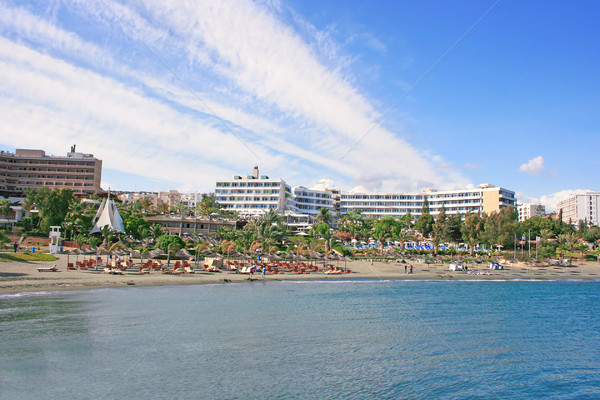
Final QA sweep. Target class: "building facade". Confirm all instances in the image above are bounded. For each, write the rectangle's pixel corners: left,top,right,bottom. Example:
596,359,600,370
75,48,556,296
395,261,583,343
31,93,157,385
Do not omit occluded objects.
215,167,292,218
516,203,545,222
0,148,102,197
340,184,516,219
556,191,600,227
290,186,333,217
144,215,238,236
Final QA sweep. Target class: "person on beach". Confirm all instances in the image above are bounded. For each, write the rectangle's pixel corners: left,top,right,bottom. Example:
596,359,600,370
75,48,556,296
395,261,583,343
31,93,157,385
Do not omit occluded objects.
262,266,266,279
409,264,413,274
13,242,18,253
249,267,254,279
404,265,407,273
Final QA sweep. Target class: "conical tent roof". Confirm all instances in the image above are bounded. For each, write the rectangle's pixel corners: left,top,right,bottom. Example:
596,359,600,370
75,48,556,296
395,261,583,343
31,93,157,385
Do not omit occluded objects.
90,193,125,234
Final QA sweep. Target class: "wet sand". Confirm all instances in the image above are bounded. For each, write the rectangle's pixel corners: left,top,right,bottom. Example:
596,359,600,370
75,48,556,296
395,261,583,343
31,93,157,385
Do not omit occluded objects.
1,255,599,294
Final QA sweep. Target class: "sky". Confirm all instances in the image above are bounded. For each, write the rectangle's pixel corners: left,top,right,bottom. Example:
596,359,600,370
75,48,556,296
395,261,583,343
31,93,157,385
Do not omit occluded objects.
0,0,598,211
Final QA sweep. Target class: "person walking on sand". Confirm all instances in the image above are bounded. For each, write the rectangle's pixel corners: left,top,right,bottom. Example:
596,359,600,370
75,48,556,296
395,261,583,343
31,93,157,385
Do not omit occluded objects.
409,264,413,274
404,265,407,273
262,266,266,279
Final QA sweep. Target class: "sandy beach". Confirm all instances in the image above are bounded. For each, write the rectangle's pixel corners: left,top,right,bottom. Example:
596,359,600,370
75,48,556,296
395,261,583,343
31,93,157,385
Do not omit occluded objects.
1,255,599,294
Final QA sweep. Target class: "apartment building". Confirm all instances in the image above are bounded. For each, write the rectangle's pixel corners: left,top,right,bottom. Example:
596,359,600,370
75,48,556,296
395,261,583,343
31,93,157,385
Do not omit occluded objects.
215,167,292,218
0,147,102,197
340,184,516,219
290,186,333,217
556,191,600,227
516,203,545,222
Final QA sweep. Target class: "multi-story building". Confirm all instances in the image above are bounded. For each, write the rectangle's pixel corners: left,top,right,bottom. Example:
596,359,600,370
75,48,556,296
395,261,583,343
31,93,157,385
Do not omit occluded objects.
215,166,292,218
290,186,333,217
556,191,600,227
0,147,102,197
516,203,545,222
340,184,516,219
143,214,239,236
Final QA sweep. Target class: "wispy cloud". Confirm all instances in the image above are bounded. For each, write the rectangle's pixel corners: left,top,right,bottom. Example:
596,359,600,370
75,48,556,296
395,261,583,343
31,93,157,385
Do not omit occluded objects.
464,162,484,170
0,0,472,192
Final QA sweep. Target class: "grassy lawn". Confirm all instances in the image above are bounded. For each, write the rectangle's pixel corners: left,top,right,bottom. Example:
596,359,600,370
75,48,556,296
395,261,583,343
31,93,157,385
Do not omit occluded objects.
0,252,59,262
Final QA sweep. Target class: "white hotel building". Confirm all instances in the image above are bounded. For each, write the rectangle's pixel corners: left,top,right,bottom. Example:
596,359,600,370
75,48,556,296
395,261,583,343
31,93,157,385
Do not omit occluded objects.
216,169,516,223
214,167,334,220
340,184,516,218
556,191,600,227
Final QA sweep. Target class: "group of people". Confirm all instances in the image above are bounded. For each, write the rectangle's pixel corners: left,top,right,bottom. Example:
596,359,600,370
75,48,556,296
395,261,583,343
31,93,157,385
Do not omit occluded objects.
404,264,413,274
248,266,267,279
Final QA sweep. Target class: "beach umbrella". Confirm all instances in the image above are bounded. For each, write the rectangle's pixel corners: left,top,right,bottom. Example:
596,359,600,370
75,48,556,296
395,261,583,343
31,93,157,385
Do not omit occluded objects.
70,248,84,264
175,248,192,259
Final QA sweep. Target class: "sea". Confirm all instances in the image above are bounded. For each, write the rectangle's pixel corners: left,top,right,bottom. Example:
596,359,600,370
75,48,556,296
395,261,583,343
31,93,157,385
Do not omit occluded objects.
1,279,599,400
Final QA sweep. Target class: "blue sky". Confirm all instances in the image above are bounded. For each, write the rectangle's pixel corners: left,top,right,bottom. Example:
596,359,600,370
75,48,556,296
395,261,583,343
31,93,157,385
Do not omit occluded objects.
0,0,598,210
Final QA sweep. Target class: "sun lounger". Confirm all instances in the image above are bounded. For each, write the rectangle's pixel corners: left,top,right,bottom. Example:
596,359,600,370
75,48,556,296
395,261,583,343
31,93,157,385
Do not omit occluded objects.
184,266,195,274
37,265,59,272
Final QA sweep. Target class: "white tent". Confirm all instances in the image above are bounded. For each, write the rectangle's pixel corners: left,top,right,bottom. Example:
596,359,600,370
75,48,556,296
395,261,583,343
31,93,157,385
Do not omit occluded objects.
90,193,125,234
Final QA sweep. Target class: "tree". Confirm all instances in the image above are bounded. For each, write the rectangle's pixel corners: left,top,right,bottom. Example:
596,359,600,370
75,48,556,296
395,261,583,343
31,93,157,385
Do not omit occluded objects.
559,232,578,251
315,222,335,255
315,207,333,225
583,227,600,250
414,196,434,238
156,234,185,268
399,212,413,231
373,216,400,255
480,207,518,249
461,213,484,256
175,202,188,237
574,242,588,259
197,193,223,235
0,230,9,247
121,210,151,239
432,205,449,254
0,199,11,225
73,233,87,249
24,187,77,234
337,210,364,240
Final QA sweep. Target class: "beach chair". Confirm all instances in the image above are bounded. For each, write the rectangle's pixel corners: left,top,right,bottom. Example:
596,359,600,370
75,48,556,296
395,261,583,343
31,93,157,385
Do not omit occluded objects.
37,265,59,272
67,263,76,270
184,266,195,274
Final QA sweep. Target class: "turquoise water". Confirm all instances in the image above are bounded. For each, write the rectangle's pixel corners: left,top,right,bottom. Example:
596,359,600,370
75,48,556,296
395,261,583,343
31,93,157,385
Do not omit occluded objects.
2,280,600,399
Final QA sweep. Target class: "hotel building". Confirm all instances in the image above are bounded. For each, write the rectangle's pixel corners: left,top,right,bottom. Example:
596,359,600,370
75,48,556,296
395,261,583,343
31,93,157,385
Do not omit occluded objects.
290,186,334,217
516,203,545,222
556,191,600,227
215,167,292,218
340,184,516,219
0,148,102,197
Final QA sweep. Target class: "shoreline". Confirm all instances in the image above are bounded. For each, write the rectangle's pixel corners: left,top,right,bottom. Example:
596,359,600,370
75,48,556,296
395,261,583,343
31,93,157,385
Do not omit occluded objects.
1,254,599,295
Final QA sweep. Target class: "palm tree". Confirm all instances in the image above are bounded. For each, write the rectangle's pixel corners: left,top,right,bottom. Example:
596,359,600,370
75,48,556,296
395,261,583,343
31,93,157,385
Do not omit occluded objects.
315,207,333,225
559,232,578,251
175,202,188,237
193,242,211,268
315,222,334,255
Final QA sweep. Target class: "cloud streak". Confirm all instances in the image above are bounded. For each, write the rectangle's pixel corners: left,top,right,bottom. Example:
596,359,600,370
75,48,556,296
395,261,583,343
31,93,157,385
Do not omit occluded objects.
0,0,471,193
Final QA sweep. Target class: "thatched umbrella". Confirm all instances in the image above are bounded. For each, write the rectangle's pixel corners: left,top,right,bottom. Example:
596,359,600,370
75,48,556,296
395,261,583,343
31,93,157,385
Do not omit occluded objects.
71,248,84,264
175,248,192,260
339,255,351,271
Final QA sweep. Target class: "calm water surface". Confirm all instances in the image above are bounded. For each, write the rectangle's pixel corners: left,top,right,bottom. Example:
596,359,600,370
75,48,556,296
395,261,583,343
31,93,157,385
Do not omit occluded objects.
1,280,599,399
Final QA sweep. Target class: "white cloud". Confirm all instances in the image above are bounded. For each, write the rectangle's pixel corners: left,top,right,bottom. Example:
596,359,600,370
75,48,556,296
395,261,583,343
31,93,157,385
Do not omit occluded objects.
517,189,593,212
0,0,473,193
518,156,555,177
518,156,545,175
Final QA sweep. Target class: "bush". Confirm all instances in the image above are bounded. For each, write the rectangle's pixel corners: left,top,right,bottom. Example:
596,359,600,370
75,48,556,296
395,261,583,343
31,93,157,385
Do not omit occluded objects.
585,254,597,262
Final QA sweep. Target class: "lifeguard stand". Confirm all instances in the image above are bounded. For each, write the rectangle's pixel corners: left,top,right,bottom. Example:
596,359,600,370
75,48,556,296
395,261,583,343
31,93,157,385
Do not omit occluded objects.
49,226,61,254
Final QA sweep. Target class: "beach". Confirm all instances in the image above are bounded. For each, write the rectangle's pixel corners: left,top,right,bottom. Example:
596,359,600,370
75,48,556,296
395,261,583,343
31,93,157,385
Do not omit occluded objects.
1,255,599,294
